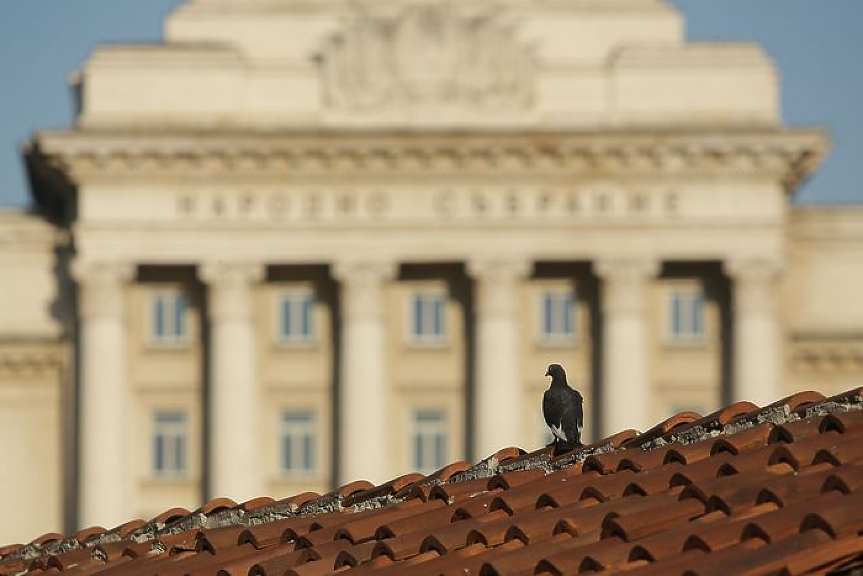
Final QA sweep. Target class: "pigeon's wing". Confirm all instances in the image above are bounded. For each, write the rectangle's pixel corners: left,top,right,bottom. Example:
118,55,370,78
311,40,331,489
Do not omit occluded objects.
565,390,584,444
543,389,570,442
546,387,580,443
542,389,557,427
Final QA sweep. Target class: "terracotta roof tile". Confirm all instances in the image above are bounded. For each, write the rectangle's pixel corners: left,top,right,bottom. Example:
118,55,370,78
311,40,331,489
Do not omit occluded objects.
762,390,827,413
247,544,312,576
428,478,489,503
102,518,142,540
27,533,63,547
150,506,191,526
375,500,450,539
424,460,472,483
6,386,863,576
275,491,320,508
240,496,276,512
622,412,703,448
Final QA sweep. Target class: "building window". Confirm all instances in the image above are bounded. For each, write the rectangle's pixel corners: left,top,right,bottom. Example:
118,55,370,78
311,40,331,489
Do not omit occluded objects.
668,290,705,343
152,411,188,477
412,411,447,475
151,290,188,345
540,290,576,341
280,411,316,476
410,292,446,344
278,291,315,344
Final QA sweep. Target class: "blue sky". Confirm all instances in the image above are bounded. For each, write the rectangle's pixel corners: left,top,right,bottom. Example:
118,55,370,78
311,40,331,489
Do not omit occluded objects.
1,0,861,207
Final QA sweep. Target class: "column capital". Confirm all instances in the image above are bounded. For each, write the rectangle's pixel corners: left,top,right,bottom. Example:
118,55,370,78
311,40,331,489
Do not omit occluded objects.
71,260,136,321
332,260,397,321
199,261,266,287
723,257,784,282
468,258,531,318
724,257,783,315
466,258,532,283
199,261,264,323
331,260,398,285
71,259,136,284
593,257,660,282
595,257,659,317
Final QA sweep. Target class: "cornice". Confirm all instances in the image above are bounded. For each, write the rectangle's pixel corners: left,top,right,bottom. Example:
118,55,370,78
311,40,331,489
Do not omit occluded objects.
789,332,863,374
30,128,828,192
0,341,66,380
0,211,60,247
789,206,863,243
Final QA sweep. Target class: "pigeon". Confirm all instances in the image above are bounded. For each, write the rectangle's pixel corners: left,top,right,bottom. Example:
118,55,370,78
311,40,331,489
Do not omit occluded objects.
542,363,584,452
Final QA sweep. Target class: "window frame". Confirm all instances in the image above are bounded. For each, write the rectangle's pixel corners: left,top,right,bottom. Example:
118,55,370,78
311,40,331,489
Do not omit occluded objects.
151,410,189,479
406,290,448,347
148,288,190,347
275,288,317,347
411,410,448,475
278,410,318,478
666,288,707,345
537,288,578,346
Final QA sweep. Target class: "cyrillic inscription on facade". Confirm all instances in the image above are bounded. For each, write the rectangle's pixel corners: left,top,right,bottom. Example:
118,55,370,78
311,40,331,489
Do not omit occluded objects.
175,186,679,223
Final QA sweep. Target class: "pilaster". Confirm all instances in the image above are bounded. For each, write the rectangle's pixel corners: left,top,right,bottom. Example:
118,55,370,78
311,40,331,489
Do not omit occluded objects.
468,258,531,459
725,257,784,406
595,257,659,436
71,260,135,530
199,261,265,501
332,260,396,484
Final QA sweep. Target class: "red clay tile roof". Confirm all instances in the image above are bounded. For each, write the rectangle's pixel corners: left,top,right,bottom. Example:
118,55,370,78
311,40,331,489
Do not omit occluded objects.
4,387,863,575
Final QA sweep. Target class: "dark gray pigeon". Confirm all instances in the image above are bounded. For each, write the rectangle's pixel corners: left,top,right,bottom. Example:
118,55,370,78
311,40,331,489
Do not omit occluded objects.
542,363,584,451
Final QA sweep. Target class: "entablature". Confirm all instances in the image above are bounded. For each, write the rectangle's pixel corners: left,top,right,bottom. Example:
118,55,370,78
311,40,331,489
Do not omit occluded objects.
31,128,828,192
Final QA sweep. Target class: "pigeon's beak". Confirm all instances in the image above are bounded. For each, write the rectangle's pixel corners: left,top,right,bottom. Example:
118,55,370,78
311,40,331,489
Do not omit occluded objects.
545,368,551,377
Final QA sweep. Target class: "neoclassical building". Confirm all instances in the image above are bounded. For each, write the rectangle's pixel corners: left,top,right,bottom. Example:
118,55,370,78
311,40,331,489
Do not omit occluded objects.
2,0,862,542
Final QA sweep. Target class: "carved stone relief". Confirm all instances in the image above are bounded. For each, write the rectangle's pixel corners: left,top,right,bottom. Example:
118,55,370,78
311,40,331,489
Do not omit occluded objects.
316,1,535,115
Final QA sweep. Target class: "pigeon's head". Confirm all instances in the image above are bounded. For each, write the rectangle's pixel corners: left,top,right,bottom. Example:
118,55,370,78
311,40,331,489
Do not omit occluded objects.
545,363,566,381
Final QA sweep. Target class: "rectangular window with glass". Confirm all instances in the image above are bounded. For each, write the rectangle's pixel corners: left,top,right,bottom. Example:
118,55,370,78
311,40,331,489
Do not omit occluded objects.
278,291,315,344
152,411,188,477
280,411,316,476
410,291,446,344
412,410,447,475
151,290,188,345
540,289,576,342
668,289,706,343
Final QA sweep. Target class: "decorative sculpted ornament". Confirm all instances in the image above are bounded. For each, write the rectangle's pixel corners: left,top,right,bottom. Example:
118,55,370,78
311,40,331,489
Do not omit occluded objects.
316,1,535,115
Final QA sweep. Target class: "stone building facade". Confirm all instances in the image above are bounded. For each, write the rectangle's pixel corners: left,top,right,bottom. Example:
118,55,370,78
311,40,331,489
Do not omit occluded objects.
1,0,862,542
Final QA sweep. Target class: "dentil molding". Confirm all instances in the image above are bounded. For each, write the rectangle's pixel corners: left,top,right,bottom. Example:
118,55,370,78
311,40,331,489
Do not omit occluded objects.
31,130,828,192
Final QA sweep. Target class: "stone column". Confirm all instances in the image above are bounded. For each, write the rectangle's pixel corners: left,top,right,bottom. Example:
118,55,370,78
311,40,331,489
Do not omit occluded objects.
73,260,135,530
725,259,783,406
332,261,396,485
200,262,265,502
595,258,658,436
468,259,531,459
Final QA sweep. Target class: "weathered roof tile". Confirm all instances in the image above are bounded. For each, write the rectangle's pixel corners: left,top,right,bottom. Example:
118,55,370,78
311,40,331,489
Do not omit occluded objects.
5,386,863,575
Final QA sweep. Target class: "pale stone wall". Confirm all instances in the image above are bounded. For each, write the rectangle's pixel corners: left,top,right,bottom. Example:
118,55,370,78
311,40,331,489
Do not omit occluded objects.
0,213,62,337
75,0,776,129
126,277,203,519
0,212,65,544
785,207,863,398
648,278,723,422
386,274,468,479
257,272,335,499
